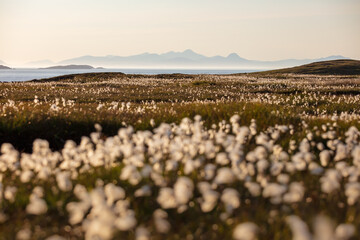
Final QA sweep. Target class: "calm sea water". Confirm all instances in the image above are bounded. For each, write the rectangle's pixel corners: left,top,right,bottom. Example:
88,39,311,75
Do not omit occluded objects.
0,68,262,82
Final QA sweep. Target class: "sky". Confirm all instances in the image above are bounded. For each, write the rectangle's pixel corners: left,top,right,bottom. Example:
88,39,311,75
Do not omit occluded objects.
0,0,359,65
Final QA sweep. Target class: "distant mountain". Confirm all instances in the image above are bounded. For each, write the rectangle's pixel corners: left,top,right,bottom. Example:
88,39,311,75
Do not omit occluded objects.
57,50,350,69
254,59,360,75
40,65,95,70
160,49,207,61
0,65,11,70
0,60,5,65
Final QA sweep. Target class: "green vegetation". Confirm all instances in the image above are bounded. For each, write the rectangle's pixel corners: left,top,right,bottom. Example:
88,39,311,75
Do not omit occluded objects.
0,73,359,239
2,73,360,151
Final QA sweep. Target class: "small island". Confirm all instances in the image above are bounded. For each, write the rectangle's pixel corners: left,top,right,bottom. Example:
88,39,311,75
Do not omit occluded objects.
0,65,11,69
40,64,96,70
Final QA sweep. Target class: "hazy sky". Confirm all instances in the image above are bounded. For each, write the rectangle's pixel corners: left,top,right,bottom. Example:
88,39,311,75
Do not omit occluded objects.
1,0,359,65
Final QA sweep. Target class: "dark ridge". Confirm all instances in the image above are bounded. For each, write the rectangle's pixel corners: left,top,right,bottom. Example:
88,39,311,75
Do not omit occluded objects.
30,72,196,82
249,59,360,75
30,72,127,82
0,65,11,69
154,73,196,79
40,64,95,69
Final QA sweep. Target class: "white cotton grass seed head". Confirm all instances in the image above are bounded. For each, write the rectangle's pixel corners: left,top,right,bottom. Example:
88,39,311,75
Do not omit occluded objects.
283,182,305,203
221,188,240,213
200,190,219,213
276,174,290,185
153,209,171,234
45,235,66,240
345,182,360,205
157,188,177,209
20,170,34,183
245,182,261,197
120,165,142,185
320,169,341,194
134,185,152,198
94,123,102,132
84,218,114,240
56,171,73,192
174,176,194,205
216,152,230,165
135,226,150,240
66,201,90,225
335,224,356,240
286,215,312,240
150,119,155,127
319,150,332,167
26,195,48,215
313,215,334,240
262,183,286,200
204,164,216,180
32,186,44,198
104,183,125,205
16,228,32,240
4,186,17,203
115,214,137,231
232,222,259,240
214,167,236,185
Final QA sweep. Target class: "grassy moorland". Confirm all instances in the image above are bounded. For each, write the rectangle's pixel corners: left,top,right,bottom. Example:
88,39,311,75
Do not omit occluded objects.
251,59,360,75
2,73,360,151
0,69,360,239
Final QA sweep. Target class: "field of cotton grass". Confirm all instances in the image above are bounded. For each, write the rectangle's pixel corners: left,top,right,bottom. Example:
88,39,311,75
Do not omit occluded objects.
0,73,360,240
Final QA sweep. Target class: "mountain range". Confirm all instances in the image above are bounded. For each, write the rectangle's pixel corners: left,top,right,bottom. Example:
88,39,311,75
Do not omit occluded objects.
57,50,349,69
3,50,351,69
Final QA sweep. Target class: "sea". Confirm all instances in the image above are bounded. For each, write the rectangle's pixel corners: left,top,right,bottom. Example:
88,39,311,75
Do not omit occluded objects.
0,68,263,82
